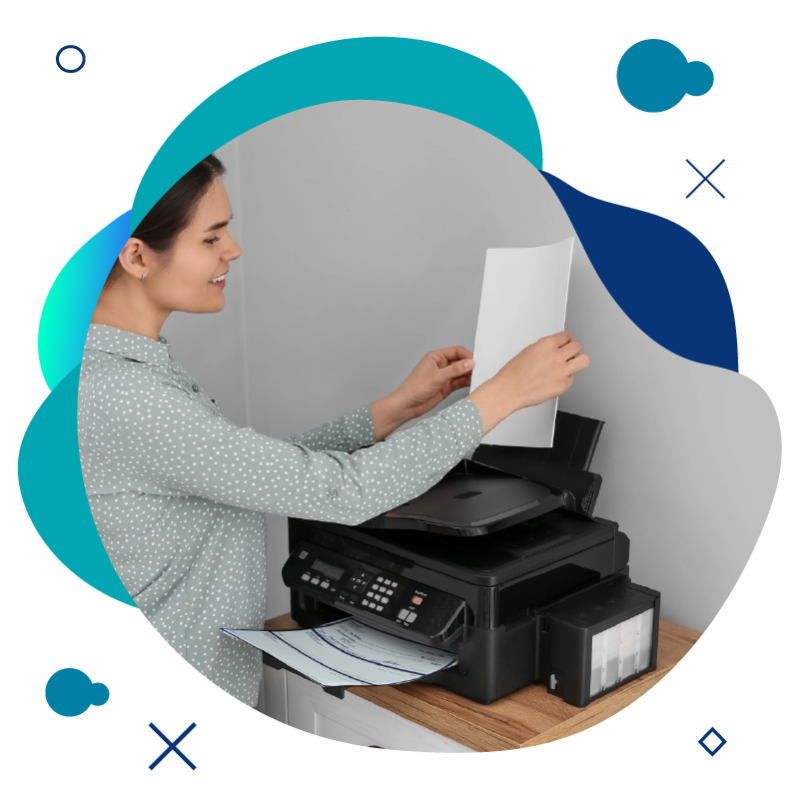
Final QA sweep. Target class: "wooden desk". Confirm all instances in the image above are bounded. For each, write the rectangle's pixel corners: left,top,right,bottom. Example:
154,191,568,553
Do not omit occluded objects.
264,613,700,752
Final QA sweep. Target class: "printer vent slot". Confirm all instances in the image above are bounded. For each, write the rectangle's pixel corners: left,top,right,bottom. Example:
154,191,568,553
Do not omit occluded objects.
454,491,482,500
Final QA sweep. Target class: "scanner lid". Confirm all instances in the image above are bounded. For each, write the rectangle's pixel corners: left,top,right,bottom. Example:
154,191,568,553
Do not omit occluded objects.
357,411,604,537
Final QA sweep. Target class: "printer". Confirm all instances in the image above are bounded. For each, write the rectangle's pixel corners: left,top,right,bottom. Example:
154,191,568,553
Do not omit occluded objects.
280,411,661,707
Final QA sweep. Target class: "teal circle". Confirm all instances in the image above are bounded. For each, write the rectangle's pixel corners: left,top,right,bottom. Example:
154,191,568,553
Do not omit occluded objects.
617,39,713,113
46,668,109,716
26,37,544,605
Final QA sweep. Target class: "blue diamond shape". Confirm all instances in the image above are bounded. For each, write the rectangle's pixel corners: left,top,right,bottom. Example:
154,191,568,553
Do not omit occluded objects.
698,727,727,756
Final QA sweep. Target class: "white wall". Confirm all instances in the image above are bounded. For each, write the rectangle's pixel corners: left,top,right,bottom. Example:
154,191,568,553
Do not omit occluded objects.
164,101,779,632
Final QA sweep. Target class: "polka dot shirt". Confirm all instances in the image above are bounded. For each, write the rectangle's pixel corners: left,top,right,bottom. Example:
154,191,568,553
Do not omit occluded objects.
78,324,485,706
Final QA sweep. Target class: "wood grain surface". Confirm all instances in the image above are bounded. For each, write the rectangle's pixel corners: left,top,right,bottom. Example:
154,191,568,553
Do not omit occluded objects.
263,613,700,752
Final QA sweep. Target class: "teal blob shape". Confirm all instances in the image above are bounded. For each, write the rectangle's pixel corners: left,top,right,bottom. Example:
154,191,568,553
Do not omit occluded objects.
46,668,109,717
617,39,713,112
18,367,135,606
132,37,542,230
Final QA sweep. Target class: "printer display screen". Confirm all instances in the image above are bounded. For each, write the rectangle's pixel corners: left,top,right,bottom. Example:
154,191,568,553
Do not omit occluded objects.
312,558,345,581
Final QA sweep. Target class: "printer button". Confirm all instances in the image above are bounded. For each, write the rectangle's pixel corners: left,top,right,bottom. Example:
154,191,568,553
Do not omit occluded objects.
362,599,369,606
376,606,384,612
311,578,320,585
391,582,398,588
412,596,423,605
320,582,329,589
301,574,311,581
377,577,384,583
369,602,377,609
386,590,393,596
406,612,417,623
398,609,409,620
380,597,388,604
367,591,374,598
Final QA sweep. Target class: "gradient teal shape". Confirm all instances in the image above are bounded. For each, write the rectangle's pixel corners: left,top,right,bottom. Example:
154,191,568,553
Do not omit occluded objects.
617,39,714,112
38,211,131,391
25,37,543,604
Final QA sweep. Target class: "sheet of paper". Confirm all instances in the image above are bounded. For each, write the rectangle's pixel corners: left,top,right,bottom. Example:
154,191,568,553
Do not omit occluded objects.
222,618,457,687
469,239,574,447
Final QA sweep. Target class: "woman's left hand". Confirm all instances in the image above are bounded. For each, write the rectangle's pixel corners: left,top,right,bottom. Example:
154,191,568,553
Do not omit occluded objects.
394,346,475,419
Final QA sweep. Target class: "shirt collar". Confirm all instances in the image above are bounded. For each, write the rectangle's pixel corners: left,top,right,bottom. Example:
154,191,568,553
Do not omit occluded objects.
84,323,172,364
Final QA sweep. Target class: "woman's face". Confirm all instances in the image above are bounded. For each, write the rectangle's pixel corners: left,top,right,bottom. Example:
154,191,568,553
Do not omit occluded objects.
144,177,242,314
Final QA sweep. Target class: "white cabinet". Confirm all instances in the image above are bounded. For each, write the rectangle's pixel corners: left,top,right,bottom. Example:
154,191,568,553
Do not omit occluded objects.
259,666,474,752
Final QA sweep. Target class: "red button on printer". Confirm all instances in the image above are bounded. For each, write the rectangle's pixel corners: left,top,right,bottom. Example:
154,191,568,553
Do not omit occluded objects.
412,596,423,605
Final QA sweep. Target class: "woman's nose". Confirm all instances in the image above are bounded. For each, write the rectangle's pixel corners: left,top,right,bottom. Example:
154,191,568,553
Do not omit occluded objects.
225,237,243,262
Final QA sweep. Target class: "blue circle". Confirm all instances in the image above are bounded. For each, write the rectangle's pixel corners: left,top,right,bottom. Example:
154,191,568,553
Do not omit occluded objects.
45,668,108,716
617,39,687,112
56,46,86,74
686,61,714,96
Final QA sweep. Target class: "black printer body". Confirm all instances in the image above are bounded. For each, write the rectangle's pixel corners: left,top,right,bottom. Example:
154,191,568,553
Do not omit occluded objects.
283,412,660,707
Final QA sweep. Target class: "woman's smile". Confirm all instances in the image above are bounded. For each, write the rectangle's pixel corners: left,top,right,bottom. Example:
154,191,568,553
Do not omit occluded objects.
209,272,228,289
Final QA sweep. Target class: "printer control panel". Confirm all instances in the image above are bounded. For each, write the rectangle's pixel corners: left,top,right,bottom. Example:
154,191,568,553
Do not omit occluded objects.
283,541,465,645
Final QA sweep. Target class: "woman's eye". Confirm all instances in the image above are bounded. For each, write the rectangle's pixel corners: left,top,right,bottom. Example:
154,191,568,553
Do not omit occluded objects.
204,236,220,245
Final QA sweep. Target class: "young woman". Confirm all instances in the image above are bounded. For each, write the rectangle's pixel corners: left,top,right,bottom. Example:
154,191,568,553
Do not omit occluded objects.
78,154,590,707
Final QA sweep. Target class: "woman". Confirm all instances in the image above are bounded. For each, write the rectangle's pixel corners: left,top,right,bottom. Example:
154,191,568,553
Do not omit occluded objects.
79,154,590,708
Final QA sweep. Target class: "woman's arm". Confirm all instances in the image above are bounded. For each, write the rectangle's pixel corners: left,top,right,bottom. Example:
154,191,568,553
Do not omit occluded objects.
81,365,485,527
284,393,414,453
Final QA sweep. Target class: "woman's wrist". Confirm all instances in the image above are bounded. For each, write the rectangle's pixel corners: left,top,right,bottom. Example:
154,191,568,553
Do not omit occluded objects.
370,391,416,442
467,377,518,437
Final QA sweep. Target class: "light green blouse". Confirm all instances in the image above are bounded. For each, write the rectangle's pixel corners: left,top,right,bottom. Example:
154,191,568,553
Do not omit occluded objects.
78,323,485,706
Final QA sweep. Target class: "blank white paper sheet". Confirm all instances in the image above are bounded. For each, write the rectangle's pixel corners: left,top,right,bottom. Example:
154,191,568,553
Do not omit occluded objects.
469,239,574,447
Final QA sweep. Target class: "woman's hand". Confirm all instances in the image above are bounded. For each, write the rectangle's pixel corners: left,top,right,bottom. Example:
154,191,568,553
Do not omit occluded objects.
395,346,475,419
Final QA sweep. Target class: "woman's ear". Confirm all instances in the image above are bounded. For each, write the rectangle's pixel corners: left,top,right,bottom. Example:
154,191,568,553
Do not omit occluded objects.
116,238,150,281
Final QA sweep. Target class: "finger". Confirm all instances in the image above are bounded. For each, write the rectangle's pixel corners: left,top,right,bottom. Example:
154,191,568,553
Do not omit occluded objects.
566,353,591,374
436,345,473,365
441,359,474,382
560,340,583,360
550,331,574,347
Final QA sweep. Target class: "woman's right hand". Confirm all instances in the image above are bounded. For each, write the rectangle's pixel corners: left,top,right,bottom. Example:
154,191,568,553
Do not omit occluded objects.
495,332,589,410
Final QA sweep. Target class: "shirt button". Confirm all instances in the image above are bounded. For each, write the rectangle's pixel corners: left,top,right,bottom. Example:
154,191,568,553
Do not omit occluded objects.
192,384,200,393
327,488,338,499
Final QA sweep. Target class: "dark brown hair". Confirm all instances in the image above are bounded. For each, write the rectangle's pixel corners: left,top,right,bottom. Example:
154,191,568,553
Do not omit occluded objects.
106,153,227,286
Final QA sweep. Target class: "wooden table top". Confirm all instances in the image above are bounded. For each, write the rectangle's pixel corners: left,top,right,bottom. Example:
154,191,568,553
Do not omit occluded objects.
264,613,700,752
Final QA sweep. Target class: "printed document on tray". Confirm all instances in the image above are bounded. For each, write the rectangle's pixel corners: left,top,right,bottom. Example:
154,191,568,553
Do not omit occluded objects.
222,618,457,687
469,239,574,447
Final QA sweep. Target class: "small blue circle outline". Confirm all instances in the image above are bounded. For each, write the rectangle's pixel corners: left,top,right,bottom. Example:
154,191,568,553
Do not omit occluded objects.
56,45,86,74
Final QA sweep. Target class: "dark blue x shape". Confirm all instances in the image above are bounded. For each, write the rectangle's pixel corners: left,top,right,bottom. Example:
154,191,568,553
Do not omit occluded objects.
149,722,196,770
686,159,725,198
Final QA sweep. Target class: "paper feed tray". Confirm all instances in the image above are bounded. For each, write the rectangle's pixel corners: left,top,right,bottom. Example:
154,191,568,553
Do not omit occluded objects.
358,411,604,537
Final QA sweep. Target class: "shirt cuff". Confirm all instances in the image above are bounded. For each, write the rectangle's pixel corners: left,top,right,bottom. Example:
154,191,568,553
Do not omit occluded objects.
345,403,377,450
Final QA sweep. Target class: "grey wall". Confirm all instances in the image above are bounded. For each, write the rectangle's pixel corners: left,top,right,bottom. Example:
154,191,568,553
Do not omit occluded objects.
163,139,250,428
164,101,779,633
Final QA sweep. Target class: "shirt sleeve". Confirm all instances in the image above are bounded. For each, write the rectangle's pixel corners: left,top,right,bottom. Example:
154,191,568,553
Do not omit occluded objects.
284,404,376,452
83,367,485,527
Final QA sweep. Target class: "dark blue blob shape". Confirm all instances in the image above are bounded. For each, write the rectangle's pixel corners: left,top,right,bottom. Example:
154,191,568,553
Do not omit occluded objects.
541,171,738,372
